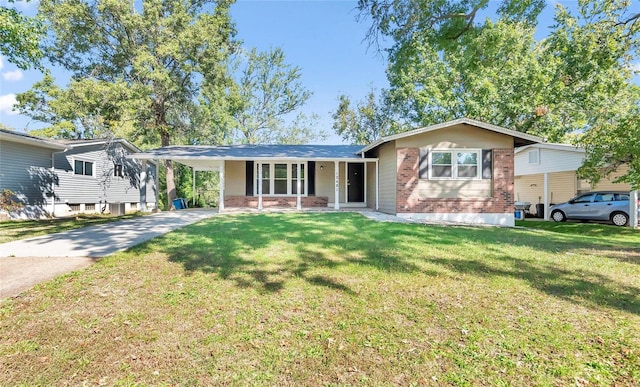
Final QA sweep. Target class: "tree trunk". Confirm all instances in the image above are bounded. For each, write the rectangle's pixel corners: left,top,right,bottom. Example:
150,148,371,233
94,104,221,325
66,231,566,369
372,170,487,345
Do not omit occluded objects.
161,131,177,210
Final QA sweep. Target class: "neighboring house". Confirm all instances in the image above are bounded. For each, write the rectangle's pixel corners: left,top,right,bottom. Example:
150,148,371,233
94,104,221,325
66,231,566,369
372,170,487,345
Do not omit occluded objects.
52,138,157,217
0,129,157,219
133,118,542,226
514,143,630,219
0,129,67,218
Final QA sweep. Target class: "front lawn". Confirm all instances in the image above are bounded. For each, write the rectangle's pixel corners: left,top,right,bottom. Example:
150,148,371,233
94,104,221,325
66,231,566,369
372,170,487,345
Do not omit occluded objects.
0,213,144,244
1,213,639,385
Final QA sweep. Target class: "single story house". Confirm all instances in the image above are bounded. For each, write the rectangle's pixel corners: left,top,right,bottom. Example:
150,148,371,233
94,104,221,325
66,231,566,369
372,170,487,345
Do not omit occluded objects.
514,143,631,219
132,118,542,226
0,129,157,218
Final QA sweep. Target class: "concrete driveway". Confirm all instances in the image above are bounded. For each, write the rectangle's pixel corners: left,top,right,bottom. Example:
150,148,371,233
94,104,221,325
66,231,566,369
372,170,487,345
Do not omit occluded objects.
0,209,218,298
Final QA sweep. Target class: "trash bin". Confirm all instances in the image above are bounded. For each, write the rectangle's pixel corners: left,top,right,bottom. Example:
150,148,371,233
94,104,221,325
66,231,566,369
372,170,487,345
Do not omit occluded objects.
172,198,183,210
535,203,545,218
514,210,524,220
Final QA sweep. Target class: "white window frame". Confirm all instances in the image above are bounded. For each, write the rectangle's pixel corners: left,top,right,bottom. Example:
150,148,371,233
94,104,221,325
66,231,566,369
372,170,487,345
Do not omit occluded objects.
254,162,308,197
73,158,95,178
528,149,540,164
428,149,482,180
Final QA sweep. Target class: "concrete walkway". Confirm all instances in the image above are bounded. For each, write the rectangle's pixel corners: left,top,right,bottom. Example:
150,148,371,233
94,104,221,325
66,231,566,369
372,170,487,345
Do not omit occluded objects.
0,209,218,298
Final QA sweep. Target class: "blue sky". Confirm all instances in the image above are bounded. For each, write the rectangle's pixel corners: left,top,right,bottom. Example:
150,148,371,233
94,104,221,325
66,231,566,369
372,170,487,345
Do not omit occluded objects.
0,0,637,144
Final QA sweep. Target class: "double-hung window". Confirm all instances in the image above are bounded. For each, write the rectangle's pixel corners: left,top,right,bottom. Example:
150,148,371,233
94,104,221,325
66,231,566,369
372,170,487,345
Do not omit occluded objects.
255,162,307,196
74,160,94,177
429,150,481,180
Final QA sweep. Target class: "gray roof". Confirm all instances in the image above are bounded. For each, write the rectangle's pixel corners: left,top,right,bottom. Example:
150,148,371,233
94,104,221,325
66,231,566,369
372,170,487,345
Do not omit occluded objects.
0,128,67,150
133,144,367,160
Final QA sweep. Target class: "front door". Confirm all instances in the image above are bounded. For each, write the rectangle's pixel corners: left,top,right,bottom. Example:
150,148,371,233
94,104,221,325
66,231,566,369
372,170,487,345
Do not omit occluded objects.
347,163,365,202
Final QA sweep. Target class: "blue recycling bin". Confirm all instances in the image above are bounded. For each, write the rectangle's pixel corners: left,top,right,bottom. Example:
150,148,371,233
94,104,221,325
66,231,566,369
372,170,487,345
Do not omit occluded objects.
173,198,184,210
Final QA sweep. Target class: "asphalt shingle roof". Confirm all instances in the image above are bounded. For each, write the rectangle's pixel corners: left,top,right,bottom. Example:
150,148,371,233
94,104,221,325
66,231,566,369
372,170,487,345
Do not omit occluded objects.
139,144,365,159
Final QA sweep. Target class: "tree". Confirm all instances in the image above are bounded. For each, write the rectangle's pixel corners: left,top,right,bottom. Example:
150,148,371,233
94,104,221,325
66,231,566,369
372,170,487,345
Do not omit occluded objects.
37,0,237,209
332,89,400,144
205,47,322,144
0,0,43,69
352,0,639,186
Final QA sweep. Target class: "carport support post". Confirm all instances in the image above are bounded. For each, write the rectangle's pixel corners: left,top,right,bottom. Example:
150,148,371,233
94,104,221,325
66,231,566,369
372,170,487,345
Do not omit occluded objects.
140,160,147,212
154,162,159,210
631,190,638,229
192,168,196,207
218,164,225,211
334,161,340,210
296,163,301,210
543,172,549,220
258,163,263,210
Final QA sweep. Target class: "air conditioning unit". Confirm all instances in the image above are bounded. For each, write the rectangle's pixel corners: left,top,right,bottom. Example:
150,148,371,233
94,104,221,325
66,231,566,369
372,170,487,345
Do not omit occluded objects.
109,202,126,216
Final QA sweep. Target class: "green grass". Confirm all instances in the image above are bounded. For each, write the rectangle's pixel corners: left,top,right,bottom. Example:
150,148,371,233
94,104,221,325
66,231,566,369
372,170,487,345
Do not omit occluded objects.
0,213,144,243
1,213,639,385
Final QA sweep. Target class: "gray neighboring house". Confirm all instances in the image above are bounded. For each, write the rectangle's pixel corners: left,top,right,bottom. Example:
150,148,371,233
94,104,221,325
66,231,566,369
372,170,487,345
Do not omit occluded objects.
0,129,157,219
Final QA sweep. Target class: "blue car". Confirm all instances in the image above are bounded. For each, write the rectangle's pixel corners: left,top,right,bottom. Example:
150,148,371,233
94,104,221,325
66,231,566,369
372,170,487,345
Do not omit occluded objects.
550,191,639,226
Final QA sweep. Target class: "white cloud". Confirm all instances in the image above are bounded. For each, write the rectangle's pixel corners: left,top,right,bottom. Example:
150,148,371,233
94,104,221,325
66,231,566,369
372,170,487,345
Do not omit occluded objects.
2,69,23,81
0,94,19,116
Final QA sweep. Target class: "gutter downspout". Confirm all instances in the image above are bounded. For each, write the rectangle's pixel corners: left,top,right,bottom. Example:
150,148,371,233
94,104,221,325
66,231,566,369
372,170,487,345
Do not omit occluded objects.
51,148,68,217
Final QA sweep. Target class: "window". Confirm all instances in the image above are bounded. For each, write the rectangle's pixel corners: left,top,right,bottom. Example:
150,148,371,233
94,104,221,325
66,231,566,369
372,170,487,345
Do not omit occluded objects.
74,160,93,176
274,164,288,194
429,150,481,180
573,194,594,203
528,149,540,164
114,163,124,177
255,162,308,196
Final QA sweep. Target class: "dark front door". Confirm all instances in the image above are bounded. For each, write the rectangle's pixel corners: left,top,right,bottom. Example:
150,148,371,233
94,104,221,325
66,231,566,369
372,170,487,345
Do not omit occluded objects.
347,163,365,202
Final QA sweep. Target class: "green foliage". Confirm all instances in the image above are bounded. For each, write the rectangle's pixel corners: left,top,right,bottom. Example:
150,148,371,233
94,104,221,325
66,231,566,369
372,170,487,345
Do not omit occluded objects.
204,47,321,144
0,1,44,69
332,89,401,144
33,0,238,208
350,0,640,186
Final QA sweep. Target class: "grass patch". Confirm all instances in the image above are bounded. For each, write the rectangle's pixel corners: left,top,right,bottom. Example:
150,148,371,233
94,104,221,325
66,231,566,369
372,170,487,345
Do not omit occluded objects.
1,213,639,385
0,213,144,243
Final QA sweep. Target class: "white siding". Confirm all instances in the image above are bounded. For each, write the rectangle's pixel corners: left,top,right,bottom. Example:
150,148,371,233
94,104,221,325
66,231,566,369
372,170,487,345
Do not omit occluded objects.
515,147,584,175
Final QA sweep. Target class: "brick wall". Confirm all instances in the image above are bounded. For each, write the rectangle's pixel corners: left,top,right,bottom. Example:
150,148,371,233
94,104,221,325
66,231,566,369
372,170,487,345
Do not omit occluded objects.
224,196,328,208
396,148,514,214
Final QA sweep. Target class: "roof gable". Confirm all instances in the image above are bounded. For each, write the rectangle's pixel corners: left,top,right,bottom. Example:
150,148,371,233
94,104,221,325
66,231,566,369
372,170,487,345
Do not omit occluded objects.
359,118,543,154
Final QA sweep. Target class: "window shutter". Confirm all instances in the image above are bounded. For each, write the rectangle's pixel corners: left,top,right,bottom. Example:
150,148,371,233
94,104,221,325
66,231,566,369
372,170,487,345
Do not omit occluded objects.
308,161,316,196
482,150,492,179
245,161,254,196
419,148,429,179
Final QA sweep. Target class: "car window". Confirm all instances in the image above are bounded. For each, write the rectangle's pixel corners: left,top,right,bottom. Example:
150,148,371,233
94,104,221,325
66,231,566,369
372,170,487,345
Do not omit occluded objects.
594,194,605,202
573,194,594,203
600,193,615,202
616,193,629,201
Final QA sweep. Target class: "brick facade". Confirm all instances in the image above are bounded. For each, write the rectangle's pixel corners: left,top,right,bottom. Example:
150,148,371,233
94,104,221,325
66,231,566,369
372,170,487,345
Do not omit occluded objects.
224,196,328,208
396,148,514,214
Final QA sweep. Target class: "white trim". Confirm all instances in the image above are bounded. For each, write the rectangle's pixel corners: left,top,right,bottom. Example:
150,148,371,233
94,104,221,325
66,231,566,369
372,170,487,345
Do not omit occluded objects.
428,149,482,180
253,162,308,197
296,162,301,210
344,162,348,204
359,117,543,154
140,160,147,212
543,172,549,220
364,162,368,205
258,163,263,210
397,212,515,227
515,142,584,154
334,161,339,210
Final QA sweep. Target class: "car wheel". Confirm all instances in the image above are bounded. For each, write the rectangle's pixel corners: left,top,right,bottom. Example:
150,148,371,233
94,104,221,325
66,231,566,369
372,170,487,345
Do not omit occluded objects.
611,212,629,227
551,210,566,222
